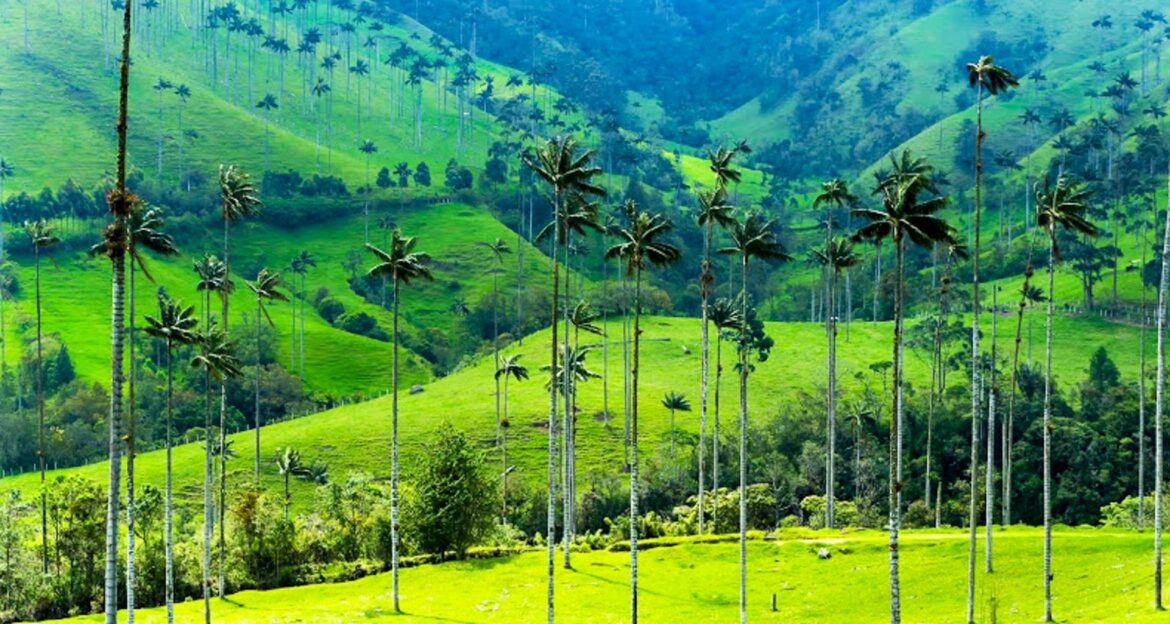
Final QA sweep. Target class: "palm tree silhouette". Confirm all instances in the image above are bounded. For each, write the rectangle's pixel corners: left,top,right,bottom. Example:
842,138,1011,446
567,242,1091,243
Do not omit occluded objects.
925,240,967,524
350,59,370,140
173,85,191,189
274,447,309,521
853,150,954,624
477,238,512,444
696,180,737,535
720,212,790,623
607,202,681,624
365,230,432,613
809,236,861,528
192,253,227,624
495,354,529,524
115,204,177,620
245,268,289,482
708,296,741,530
661,392,691,460
216,164,260,597
523,134,604,596
295,250,315,377
964,57,1017,619
23,219,58,577
143,294,198,624
1035,177,1096,621
311,79,330,169
256,94,279,171
153,77,174,181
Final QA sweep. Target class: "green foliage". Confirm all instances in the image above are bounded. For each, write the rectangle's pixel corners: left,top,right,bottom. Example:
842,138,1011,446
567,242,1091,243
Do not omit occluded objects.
402,423,498,559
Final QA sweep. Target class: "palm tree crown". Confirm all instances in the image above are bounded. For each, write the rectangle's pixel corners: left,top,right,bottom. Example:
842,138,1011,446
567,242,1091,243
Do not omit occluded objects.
366,230,434,284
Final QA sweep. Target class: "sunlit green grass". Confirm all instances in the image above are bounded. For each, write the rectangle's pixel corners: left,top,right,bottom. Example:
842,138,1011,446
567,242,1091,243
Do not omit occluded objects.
39,528,1166,623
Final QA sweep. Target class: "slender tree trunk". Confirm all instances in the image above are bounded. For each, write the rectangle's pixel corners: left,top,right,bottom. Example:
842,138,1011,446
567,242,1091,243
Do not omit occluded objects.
698,220,712,534
713,334,722,530
888,239,904,624
738,256,750,624
127,258,138,624
1139,216,1149,527
392,277,402,612
562,234,573,569
1044,225,1057,622
967,83,985,624
546,193,560,624
35,250,46,575
1005,228,1039,526
502,375,509,524
631,263,643,624
163,339,174,622
493,266,501,447
1154,166,1170,611
985,287,998,574
105,3,134,618
826,263,837,528
255,297,262,482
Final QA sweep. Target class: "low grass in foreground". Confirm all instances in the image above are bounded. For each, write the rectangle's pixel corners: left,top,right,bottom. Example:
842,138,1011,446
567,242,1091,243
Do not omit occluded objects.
38,528,1163,623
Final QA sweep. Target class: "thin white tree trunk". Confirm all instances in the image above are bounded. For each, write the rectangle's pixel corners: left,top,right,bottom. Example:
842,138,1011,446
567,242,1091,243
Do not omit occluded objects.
392,277,402,612
1154,166,1170,610
1044,225,1057,622
888,240,904,624
739,256,749,624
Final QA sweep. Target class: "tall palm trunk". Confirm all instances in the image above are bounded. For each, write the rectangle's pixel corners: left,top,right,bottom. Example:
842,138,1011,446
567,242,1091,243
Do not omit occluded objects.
35,247,47,576
502,374,510,524
546,195,560,624
888,237,905,624
218,219,231,599
563,233,573,570
630,261,644,624
967,80,985,624
202,362,212,624
254,296,262,482
106,3,134,619
127,259,138,623
698,219,712,534
826,260,838,528
299,272,306,377
1139,216,1149,526
493,266,501,447
391,275,402,612
1154,168,1170,611
713,331,723,530
985,286,998,573
1043,222,1058,622
738,256,750,624
164,338,175,624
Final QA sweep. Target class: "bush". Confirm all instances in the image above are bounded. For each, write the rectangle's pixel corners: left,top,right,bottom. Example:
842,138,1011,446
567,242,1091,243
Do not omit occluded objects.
335,312,389,342
1101,495,1165,529
317,297,346,324
401,423,498,559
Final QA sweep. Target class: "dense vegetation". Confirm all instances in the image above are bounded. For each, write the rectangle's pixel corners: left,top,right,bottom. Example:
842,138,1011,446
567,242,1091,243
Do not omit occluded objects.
5,0,1170,623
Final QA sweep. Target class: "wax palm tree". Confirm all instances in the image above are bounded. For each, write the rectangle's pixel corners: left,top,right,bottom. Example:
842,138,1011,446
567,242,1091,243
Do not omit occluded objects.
216,163,260,597
661,392,691,459
23,219,58,576
110,204,178,621
495,354,529,524
365,230,433,613
103,4,134,616
190,324,240,623
606,202,681,623
256,94,279,171
191,255,225,624
809,236,861,528
719,212,790,623
274,447,308,521
1035,176,1096,621
522,135,604,606
359,139,378,191
853,150,954,624
153,77,174,181
245,269,289,482
295,250,314,377
143,294,198,624
478,238,512,443
708,297,741,530
964,56,1017,623
696,183,737,535
311,79,330,168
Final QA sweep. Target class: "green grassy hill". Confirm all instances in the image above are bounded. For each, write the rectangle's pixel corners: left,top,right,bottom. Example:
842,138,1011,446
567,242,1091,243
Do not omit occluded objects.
38,528,1162,623
0,312,1141,508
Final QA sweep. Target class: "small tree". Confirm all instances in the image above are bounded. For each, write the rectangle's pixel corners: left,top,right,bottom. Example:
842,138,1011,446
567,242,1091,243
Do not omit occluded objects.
414,161,431,186
404,423,498,559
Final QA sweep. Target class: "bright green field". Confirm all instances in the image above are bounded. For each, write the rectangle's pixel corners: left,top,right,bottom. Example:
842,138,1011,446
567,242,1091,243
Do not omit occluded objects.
36,528,1170,623
0,312,1142,509
0,200,560,398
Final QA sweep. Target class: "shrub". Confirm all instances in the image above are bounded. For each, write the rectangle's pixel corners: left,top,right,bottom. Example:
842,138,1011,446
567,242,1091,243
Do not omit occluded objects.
335,312,389,342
